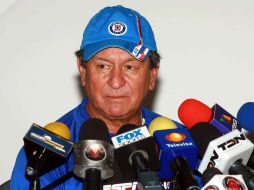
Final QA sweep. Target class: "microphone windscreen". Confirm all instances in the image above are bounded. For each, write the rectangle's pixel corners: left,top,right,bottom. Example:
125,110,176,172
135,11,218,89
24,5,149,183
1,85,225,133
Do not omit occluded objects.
44,122,70,140
78,118,109,142
237,102,254,133
117,123,139,134
178,98,213,129
148,116,177,136
189,122,222,158
202,167,223,185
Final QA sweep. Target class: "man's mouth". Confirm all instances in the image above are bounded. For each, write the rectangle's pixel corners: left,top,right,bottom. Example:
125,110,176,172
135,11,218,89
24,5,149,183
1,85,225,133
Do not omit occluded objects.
106,95,128,100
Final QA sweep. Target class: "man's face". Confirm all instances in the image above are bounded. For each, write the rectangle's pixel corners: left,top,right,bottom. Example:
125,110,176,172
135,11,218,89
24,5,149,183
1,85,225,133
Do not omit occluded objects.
78,48,159,120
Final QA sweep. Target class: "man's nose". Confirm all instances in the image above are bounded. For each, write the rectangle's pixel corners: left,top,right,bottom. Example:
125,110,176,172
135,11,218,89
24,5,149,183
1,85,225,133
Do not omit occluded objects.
108,67,126,89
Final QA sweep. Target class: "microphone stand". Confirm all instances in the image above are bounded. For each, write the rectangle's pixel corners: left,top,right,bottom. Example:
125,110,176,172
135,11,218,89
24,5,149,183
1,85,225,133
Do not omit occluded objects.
171,157,200,190
132,152,163,190
29,177,40,190
26,166,41,190
137,171,163,190
85,168,102,190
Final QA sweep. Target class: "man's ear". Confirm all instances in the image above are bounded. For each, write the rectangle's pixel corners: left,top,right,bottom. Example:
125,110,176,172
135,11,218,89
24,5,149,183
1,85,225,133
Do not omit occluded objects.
149,62,160,90
77,58,86,87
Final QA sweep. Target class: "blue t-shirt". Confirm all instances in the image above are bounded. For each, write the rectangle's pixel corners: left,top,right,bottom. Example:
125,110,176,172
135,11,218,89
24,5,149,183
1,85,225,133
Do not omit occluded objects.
10,97,186,189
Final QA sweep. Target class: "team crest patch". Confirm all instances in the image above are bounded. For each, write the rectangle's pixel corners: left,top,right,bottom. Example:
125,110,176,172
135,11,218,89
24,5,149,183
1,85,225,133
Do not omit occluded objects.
108,21,127,36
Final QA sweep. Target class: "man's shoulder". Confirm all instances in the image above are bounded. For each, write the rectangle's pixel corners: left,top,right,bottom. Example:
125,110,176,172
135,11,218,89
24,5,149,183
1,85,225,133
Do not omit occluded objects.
57,99,87,121
55,98,89,140
141,107,160,120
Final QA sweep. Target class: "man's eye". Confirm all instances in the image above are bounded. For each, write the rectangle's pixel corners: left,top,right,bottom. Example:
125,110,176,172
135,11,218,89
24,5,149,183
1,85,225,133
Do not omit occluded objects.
124,63,140,71
126,65,134,70
97,64,110,69
99,65,106,69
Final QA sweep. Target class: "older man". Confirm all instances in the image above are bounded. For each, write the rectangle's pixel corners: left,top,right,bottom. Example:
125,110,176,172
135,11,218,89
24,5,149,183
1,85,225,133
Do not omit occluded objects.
10,5,183,189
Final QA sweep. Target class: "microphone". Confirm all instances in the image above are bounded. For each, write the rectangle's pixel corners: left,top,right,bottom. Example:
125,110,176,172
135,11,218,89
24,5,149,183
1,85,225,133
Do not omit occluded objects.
178,98,213,129
228,160,254,189
190,122,253,174
111,123,160,188
201,164,248,190
190,122,254,188
201,167,222,186
237,102,254,134
237,102,254,169
178,98,242,133
73,118,114,190
23,122,74,190
201,175,247,190
189,122,222,159
149,119,199,189
44,122,71,139
148,116,177,136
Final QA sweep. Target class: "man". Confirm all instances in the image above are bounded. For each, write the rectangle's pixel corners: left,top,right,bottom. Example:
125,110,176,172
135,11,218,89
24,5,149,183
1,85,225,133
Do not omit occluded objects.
10,5,182,189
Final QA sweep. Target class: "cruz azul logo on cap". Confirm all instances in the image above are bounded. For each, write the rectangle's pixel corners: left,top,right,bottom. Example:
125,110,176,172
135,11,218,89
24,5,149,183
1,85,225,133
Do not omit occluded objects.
108,21,127,36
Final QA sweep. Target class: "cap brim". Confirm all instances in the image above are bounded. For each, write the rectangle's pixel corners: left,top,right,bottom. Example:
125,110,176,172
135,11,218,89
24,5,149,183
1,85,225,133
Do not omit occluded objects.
82,39,151,62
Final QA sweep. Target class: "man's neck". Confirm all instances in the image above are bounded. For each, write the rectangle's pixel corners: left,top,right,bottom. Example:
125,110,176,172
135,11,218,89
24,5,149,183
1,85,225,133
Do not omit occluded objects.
86,103,143,134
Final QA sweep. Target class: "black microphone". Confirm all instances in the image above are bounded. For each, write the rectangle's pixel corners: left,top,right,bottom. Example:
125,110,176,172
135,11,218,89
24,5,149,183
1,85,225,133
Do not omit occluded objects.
202,175,248,190
202,167,223,186
190,122,253,173
228,160,254,189
190,122,254,189
201,167,247,189
73,118,114,190
23,122,74,190
111,124,161,189
202,167,248,190
189,122,222,160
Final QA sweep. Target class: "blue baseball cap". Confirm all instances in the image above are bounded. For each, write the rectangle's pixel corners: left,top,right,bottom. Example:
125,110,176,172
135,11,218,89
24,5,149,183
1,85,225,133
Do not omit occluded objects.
80,5,157,62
